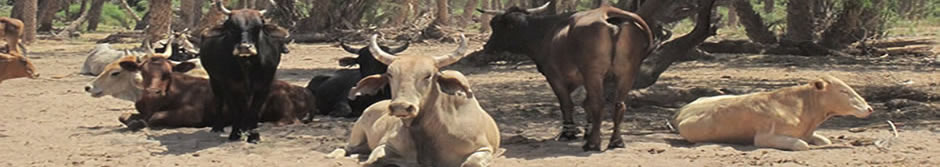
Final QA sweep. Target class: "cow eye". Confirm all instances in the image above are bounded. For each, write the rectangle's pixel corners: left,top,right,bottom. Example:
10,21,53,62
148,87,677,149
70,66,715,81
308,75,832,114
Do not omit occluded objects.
110,71,121,76
425,74,433,80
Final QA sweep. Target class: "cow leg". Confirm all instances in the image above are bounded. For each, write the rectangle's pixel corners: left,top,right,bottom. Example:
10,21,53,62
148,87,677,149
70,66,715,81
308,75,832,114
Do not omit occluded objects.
805,132,832,146
362,144,390,166
754,133,811,151
208,78,228,133
606,59,643,150
225,93,247,141
244,80,274,143
581,75,606,151
460,147,494,167
546,79,580,141
331,101,354,117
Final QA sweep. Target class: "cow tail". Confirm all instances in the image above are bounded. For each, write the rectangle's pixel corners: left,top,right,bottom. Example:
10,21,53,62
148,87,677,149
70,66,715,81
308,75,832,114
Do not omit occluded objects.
607,11,655,55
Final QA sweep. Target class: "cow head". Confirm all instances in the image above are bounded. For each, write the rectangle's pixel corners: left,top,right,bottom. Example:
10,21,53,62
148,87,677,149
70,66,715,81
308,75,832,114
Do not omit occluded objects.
169,28,200,60
349,34,471,119
812,76,874,118
0,52,38,82
338,41,409,77
204,0,288,58
118,47,195,97
477,2,551,55
84,56,143,101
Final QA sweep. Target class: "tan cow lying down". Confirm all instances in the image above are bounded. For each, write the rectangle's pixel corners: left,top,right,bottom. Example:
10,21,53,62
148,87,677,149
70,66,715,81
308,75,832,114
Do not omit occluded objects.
338,34,500,167
84,54,208,102
675,76,874,151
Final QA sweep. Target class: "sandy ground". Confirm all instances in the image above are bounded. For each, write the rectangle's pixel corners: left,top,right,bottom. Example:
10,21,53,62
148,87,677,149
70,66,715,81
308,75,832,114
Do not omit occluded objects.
1,34,938,166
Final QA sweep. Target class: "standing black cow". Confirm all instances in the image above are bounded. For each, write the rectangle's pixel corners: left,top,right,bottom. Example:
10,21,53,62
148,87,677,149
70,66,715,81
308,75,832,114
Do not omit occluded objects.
305,41,408,117
199,0,289,143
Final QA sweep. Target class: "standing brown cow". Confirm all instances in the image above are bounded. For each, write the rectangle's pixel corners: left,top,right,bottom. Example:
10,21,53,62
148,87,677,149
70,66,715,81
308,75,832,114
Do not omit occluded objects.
0,17,37,84
478,3,653,151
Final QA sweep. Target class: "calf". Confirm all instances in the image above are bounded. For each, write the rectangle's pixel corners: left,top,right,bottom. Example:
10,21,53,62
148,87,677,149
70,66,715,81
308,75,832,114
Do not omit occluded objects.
675,76,874,151
83,54,208,102
0,17,26,55
117,56,314,130
0,51,38,84
305,41,408,117
341,34,500,167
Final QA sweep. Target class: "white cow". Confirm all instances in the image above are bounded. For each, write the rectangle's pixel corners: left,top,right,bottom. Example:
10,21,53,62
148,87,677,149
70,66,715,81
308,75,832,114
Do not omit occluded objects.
675,76,874,151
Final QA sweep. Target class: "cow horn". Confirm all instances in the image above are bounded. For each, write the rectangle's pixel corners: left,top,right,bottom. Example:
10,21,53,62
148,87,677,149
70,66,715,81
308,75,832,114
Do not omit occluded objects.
369,34,397,65
159,42,173,57
526,2,551,13
433,34,468,67
216,0,232,15
339,41,359,54
476,8,505,15
388,41,410,54
259,0,277,15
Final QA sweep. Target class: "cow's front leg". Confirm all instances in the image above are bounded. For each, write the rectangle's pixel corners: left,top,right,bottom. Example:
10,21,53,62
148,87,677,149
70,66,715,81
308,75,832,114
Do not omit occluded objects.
754,133,810,151
362,144,389,166
546,80,580,141
461,147,494,167
805,132,832,146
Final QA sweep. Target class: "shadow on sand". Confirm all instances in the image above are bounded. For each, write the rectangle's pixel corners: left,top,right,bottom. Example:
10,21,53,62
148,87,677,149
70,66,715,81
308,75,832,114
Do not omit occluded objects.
149,130,228,155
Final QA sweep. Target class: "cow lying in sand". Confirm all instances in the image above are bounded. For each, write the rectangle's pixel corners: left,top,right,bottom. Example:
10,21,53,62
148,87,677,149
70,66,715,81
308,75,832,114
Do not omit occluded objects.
336,34,500,167
675,76,874,151
0,17,37,84
84,54,207,102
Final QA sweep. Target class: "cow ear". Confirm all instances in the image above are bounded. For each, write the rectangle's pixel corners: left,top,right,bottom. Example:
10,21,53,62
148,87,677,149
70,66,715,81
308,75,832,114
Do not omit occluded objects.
338,57,358,67
436,70,473,97
172,62,197,73
348,74,388,100
263,24,289,39
812,79,828,91
119,61,139,72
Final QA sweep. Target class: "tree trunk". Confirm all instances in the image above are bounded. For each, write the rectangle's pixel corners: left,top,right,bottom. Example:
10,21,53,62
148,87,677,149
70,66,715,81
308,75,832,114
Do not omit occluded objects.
37,0,64,32
819,0,885,49
268,0,299,29
179,0,196,29
479,0,491,32
784,0,814,42
145,0,172,44
391,0,415,26
763,0,773,13
634,0,718,89
72,0,88,20
85,0,107,31
733,0,777,44
192,0,228,44
56,1,90,39
725,5,737,28
433,0,449,26
460,0,479,27
119,0,142,23
135,12,150,30
13,0,38,44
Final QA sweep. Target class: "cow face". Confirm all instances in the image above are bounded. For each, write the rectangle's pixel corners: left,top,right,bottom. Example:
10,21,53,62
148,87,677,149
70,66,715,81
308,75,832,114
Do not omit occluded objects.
812,76,873,118
338,42,409,77
477,2,551,55
85,56,142,100
169,29,199,60
204,1,288,58
0,52,38,82
118,48,194,97
349,35,471,119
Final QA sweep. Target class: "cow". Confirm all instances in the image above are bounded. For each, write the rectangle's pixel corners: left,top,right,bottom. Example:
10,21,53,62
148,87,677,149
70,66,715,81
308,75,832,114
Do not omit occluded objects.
199,0,289,143
0,17,27,55
83,53,209,102
675,76,874,151
80,36,194,76
161,29,200,61
338,34,500,167
116,55,314,131
305,41,408,117
477,2,654,151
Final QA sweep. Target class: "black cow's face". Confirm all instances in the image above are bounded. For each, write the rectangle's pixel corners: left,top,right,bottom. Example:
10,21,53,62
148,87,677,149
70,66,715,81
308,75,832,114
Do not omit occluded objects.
483,7,531,54
204,9,288,58
338,42,409,77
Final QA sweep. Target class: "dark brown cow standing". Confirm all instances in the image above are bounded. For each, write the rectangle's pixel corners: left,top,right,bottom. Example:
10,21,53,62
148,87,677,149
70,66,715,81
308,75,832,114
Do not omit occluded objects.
478,3,654,151
117,55,314,131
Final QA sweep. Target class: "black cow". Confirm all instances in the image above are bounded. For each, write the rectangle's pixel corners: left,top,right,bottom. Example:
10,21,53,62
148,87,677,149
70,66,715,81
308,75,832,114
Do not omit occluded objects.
478,3,653,151
305,42,408,117
199,0,289,143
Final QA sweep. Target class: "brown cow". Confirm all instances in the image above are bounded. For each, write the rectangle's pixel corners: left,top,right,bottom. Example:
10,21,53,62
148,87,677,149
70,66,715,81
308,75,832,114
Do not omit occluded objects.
675,76,874,151
0,17,37,84
117,55,314,131
0,17,26,54
477,2,653,151
338,34,500,167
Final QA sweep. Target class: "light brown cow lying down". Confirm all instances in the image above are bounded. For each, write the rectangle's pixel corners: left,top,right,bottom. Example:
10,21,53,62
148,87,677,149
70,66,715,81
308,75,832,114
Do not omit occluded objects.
84,54,208,102
675,76,874,151
0,52,38,84
337,34,500,167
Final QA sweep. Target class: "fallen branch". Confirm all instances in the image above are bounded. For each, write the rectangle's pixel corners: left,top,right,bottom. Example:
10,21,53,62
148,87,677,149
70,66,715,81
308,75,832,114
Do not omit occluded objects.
848,120,940,133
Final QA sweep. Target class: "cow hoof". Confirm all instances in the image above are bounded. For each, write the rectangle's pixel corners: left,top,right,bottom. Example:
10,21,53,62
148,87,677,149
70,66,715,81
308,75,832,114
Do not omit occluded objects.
607,141,625,149
246,132,261,143
210,127,225,133
228,133,242,141
582,143,602,152
125,120,147,131
556,126,582,141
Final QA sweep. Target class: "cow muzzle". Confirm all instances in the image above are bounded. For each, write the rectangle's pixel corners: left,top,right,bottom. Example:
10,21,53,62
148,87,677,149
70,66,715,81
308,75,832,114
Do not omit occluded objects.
388,101,418,118
84,85,104,97
145,88,165,96
233,43,257,57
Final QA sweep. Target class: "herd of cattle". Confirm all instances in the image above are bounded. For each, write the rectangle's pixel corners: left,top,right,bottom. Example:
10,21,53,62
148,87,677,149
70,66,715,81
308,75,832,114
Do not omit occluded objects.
0,1,880,166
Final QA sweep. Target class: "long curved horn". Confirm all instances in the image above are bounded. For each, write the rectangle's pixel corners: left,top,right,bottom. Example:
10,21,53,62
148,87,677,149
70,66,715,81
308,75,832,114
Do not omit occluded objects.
159,42,173,57
259,0,277,15
388,41,410,54
339,41,359,54
216,0,232,15
526,2,551,13
476,8,505,15
368,34,397,65
433,34,468,67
